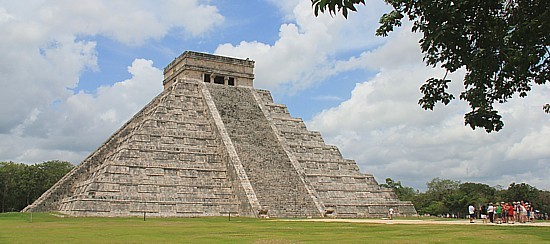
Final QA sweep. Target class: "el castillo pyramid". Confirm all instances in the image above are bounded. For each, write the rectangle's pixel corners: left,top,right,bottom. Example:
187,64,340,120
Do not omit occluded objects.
23,51,416,218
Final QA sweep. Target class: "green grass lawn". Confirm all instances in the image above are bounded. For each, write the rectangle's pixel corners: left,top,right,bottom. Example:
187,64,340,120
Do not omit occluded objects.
0,213,548,243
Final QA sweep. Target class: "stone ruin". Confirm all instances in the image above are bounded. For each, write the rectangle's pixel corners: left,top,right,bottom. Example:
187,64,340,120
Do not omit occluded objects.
23,51,416,218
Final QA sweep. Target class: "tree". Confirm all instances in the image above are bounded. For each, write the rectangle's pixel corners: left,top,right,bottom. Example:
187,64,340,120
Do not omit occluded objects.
379,177,417,201
312,0,549,132
0,161,73,212
505,182,539,203
456,182,497,215
426,177,460,200
35,160,74,191
459,182,496,204
535,190,550,215
408,178,461,216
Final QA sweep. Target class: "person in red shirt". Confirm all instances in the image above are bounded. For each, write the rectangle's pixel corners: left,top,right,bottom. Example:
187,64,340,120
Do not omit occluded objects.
507,202,515,224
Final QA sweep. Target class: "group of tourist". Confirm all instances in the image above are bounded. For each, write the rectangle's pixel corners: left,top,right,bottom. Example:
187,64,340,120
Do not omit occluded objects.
469,201,536,224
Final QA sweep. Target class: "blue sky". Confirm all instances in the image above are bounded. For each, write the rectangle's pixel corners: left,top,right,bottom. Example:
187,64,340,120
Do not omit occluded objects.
0,0,548,191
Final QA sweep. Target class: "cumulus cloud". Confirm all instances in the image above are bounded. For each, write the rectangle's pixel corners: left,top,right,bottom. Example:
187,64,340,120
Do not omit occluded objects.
0,59,163,163
0,0,222,133
9,0,223,45
0,0,221,162
307,27,550,190
215,0,390,92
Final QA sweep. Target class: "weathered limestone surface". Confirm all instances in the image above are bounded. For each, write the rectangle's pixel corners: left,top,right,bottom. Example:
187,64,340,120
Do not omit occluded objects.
254,89,417,217
24,80,241,217
198,81,260,217
24,51,416,218
207,84,322,218
163,51,255,90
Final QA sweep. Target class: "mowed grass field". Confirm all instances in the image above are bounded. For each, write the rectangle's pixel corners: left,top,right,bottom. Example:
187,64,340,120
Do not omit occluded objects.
0,213,548,243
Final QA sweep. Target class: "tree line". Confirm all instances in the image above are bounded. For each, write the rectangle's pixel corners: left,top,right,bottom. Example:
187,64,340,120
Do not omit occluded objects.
381,177,550,217
0,161,74,212
1,160,548,218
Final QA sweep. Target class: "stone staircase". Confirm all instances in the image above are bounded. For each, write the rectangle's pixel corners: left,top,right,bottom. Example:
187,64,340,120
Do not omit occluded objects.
254,89,416,217
207,84,322,218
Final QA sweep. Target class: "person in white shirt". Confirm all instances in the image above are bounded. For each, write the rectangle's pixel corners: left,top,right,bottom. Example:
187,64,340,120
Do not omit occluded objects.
487,203,495,223
468,204,476,223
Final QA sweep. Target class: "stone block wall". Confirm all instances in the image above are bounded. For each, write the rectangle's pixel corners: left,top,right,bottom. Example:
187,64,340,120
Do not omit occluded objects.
25,80,241,217
163,51,255,90
207,84,322,218
23,86,168,213
254,89,416,217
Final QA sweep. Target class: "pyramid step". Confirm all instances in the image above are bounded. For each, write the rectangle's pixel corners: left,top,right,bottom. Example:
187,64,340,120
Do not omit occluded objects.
208,84,321,218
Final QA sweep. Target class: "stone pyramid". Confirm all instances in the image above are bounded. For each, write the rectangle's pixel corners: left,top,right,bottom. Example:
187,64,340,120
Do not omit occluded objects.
24,51,416,218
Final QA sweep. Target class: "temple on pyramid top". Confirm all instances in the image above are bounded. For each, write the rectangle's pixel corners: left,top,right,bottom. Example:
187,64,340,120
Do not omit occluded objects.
163,51,255,90
24,51,416,218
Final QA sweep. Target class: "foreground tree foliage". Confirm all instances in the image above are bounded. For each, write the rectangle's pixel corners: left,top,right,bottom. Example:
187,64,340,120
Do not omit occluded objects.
312,0,549,132
0,161,73,212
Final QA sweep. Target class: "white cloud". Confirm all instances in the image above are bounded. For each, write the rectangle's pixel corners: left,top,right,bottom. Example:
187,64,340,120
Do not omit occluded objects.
312,95,344,101
0,0,222,133
265,0,301,20
10,0,224,45
0,59,163,163
0,7,14,22
215,0,390,92
0,36,97,133
307,27,550,191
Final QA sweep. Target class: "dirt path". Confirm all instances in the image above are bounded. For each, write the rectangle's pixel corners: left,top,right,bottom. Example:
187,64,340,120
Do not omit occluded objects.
283,218,550,227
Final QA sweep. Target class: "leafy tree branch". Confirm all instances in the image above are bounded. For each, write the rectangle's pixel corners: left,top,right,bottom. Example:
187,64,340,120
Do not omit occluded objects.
312,0,549,132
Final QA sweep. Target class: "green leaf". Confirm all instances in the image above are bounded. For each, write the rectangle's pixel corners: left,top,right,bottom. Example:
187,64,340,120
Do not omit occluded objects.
418,78,455,110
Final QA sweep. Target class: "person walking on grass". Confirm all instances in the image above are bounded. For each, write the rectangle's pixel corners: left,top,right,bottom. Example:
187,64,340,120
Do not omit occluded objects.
468,204,476,223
